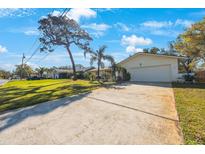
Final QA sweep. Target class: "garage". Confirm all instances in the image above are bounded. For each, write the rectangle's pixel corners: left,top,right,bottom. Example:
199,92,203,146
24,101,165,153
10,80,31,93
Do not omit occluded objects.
118,53,180,82
130,64,172,82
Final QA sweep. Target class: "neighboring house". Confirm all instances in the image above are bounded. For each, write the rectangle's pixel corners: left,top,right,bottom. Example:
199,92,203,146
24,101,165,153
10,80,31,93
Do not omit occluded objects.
195,69,205,83
87,68,113,81
51,69,73,79
118,52,183,82
49,66,94,79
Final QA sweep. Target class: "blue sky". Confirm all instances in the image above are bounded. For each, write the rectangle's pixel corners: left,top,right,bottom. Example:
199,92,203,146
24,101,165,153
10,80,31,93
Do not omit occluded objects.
0,8,205,71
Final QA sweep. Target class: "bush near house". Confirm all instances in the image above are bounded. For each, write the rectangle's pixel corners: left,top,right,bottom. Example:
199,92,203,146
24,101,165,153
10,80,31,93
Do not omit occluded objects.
116,67,131,82
172,83,205,144
195,70,205,83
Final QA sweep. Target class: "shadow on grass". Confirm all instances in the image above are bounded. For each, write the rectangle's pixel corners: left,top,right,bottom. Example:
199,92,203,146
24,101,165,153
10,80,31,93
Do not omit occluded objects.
0,83,98,112
0,92,90,132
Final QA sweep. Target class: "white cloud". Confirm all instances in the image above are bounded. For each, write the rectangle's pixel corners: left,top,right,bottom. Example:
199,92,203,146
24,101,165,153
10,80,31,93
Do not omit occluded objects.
82,23,111,38
105,40,119,43
82,23,111,31
66,8,96,22
114,22,130,32
150,29,180,37
121,35,152,46
24,30,39,36
90,31,105,38
51,9,96,23
141,21,173,28
51,10,61,17
0,45,7,53
142,20,193,29
8,27,39,36
0,9,35,18
175,19,193,28
94,8,115,12
126,46,143,53
121,35,152,53
0,63,15,71
27,62,39,69
140,19,193,37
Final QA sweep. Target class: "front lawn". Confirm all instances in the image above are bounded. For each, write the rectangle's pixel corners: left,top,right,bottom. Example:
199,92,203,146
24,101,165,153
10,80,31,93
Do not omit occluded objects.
0,79,100,112
172,83,205,144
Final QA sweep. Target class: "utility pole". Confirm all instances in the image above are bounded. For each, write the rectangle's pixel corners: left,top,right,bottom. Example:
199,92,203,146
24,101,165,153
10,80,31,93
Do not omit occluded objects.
20,53,26,80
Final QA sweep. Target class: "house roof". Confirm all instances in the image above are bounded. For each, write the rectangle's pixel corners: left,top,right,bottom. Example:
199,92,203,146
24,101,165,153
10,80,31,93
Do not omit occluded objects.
118,52,184,65
87,68,112,72
55,69,73,73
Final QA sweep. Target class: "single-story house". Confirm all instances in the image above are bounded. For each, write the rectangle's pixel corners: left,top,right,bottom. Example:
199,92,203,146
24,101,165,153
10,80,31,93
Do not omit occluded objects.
51,69,73,79
118,52,182,82
86,68,113,81
48,67,94,79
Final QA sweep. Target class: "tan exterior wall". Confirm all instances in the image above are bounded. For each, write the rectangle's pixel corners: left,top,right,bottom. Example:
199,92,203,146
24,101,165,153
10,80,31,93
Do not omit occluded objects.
120,54,179,82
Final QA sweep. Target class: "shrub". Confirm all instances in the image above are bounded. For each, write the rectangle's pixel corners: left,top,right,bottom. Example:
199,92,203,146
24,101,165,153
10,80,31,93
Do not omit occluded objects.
76,71,84,79
124,72,131,81
83,72,90,80
88,73,96,81
116,76,123,82
183,74,195,82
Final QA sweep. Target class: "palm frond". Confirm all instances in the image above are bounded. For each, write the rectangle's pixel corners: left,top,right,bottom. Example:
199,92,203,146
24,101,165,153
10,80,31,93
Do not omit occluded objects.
98,45,107,55
100,62,105,68
103,55,115,65
84,47,94,58
90,56,97,66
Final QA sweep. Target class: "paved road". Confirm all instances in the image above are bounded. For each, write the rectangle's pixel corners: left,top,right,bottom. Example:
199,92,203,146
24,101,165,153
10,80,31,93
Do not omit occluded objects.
0,82,183,144
0,79,8,86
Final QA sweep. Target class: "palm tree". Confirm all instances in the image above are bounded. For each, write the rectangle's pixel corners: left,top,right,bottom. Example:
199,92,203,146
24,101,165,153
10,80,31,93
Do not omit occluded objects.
87,45,114,80
35,67,47,78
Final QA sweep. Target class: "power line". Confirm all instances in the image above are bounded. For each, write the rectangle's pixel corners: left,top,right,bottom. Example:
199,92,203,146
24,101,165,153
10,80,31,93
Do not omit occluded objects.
24,44,41,64
61,8,68,17
24,8,70,65
36,53,50,63
20,53,26,79
24,9,56,64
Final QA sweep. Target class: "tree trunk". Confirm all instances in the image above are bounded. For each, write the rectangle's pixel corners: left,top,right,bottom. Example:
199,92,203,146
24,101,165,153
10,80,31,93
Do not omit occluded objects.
66,45,77,80
97,60,100,81
182,62,190,76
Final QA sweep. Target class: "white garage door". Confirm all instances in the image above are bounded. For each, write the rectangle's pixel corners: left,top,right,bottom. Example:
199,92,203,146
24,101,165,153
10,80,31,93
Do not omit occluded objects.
130,65,172,82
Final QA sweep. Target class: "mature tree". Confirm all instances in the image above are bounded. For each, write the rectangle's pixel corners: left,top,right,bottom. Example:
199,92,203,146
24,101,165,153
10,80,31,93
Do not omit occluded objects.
38,13,92,80
143,48,149,53
150,47,160,54
14,64,33,78
35,67,47,77
174,18,205,74
87,45,115,80
143,47,160,54
0,69,11,79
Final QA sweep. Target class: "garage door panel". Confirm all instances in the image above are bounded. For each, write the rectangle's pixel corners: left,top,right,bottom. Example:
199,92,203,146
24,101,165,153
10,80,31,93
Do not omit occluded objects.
130,65,171,82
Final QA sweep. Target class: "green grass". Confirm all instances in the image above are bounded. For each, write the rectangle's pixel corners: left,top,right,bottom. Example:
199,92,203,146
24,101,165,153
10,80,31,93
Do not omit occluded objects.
172,83,205,144
0,79,100,112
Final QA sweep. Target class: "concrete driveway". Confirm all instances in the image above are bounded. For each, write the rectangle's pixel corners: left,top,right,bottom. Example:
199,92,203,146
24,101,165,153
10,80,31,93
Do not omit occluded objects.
0,82,183,144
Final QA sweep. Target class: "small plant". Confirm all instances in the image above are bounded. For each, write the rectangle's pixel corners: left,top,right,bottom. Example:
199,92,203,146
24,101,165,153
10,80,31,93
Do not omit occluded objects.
76,71,84,79
115,67,130,82
183,74,195,83
124,72,131,81
88,73,95,81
